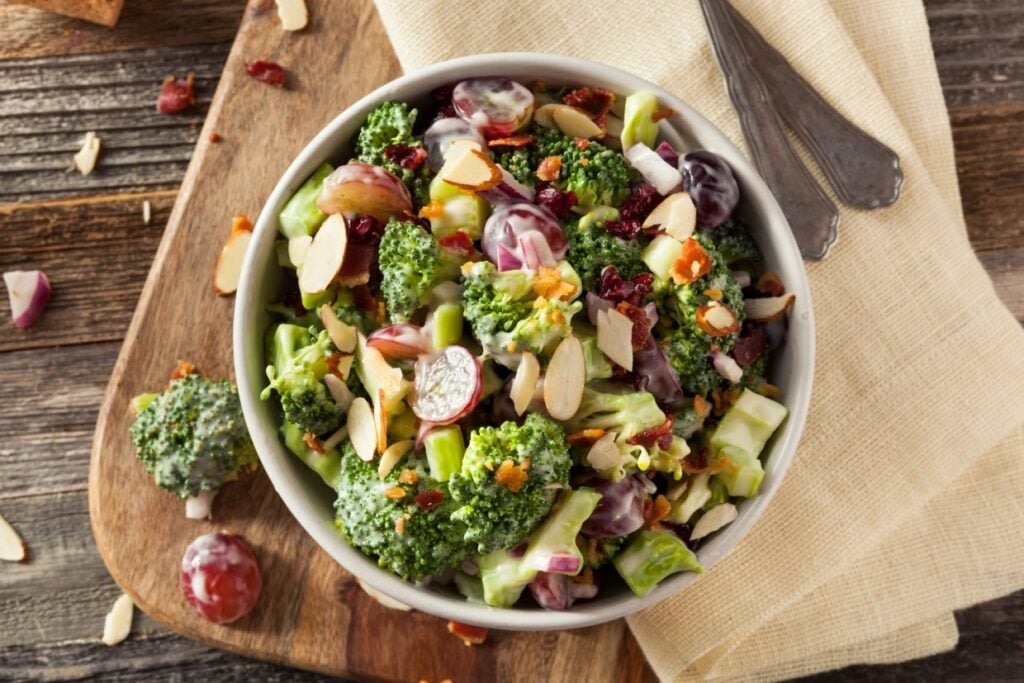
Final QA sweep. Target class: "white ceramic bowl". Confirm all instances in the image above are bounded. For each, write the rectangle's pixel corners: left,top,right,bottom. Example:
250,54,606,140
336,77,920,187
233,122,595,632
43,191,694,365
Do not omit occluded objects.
234,53,814,631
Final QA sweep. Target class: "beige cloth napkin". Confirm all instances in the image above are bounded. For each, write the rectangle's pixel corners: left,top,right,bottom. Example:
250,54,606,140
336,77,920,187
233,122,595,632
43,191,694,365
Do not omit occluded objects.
372,0,1024,679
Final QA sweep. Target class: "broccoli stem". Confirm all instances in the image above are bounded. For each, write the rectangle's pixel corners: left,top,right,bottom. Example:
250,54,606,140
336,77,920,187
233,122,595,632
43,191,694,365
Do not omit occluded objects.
613,529,703,597
278,162,333,239
281,421,343,489
431,303,464,349
424,425,465,483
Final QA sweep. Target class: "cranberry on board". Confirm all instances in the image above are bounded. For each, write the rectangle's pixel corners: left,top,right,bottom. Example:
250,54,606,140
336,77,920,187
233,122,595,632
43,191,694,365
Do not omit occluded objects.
180,532,263,624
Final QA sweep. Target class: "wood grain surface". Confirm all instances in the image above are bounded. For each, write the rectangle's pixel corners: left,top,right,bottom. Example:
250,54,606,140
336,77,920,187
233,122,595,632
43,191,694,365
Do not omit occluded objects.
1,0,1022,680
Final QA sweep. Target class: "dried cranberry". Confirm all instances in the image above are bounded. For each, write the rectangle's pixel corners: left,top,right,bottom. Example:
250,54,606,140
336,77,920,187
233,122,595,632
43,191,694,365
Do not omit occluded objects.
157,74,195,114
597,266,654,306
618,183,661,222
535,182,578,218
244,60,285,87
384,144,427,171
414,489,444,511
732,325,766,368
626,416,673,449
438,230,475,257
348,215,382,243
604,218,642,240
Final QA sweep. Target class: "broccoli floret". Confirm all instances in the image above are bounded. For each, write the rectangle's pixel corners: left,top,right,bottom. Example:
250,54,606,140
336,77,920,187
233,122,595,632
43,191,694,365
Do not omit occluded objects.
354,101,430,206
130,374,255,500
494,146,536,187
262,323,345,436
535,127,632,209
334,442,471,580
378,218,442,323
568,387,667,440
565,213,649,291
448,414,572,555
332,288,376,334
509,297,582,357
705,218,763,266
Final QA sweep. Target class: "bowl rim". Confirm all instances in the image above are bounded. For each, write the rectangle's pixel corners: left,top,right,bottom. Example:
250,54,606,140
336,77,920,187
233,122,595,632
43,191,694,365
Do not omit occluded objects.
234,51,815,631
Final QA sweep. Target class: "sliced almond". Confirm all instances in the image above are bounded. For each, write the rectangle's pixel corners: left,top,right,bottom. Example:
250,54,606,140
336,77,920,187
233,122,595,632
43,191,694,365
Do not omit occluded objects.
288,235,313,268
533,103,559,128
543,335,585,420
744,293,795,322
334,354,354,380
347,397,376,462
356,333,408,413
323,373,354,411
356,579,412,611
374,388,389,454
510,351,540,416
586,431,622,471
73,131,101,176
665,479,689,502
551,105,604,139
443,138,484,163
642,192,696,241
0,512,27,562
101,593,134,646
213,228,251,296
696,302,740,337
690,503,739,541
319,304,357,353
377,439,415,479
596,308,634,371
298,213,348,295
142,200,152,225
275,0,308,31
321,425,349,452
440,148,502,192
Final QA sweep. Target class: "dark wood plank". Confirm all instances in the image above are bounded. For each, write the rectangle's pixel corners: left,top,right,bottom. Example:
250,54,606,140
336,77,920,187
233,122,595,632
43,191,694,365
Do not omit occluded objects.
978,246,1024,322
0,0,243,60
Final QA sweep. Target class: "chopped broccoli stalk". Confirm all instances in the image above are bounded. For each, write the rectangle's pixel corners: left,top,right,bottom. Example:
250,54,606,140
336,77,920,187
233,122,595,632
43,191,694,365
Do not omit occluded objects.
449,414,572,555
620,91,660,150
378,218,442,323
278,162,333,239
281,420,342,488
262,323,345,436
669,473,710,524
480,360,504,398
715,445,764,498
130,374,255,500
334,443,471,580
454,571,486,603
710,389,787,457
642,234,684,281
424,425,465,482
431,302,464,348
354,101,430,206
300,287,335,312
704,476,729,510
428,175,489,240
477,488,602,607
578,205,620,231
613,529,703,597
535,127,632,209
566,213,649,292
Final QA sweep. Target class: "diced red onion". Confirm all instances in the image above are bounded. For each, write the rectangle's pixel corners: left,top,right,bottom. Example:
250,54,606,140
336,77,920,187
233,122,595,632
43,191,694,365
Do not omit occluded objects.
495,243,524,271
3,270,51,329
518,230,557,271
655,140,680,167
529,572,571,610
712,349,743,383
482,204,567,270
625,143,683,195
536,554,582,575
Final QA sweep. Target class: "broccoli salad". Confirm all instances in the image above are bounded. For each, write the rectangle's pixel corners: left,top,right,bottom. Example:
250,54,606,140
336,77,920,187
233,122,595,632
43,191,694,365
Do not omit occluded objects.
262,78,796,610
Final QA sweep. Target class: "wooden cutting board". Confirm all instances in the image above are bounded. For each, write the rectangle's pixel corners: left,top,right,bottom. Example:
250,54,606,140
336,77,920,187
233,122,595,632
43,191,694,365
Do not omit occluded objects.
88,1,656,680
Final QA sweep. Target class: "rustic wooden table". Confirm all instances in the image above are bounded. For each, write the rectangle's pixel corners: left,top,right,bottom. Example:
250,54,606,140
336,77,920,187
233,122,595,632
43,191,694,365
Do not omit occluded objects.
0,1,1021,680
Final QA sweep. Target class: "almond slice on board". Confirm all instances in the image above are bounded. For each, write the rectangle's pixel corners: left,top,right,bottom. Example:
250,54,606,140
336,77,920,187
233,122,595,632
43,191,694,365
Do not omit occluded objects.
744,293,795,322
596,308,634,371
544,335,585,420
275,0,308,31
298,213,348,295
214,229,251,296
347,397,376,462
102,593,134,646
0,511,27,562
510,351,540,416
73,131,101,176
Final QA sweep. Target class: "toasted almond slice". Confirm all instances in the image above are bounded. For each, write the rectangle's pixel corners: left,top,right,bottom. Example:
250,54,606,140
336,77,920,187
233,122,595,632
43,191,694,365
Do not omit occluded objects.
440,148,502,192
73,131,101,176
275,0,308,31
356,579,412,611
347,397,376,462
377,439,415,479
213,228,251,296
552,104,604,139
586,431,622,471
335,354,354,380
443,138,484,163
374,388,388,454
665,479,689,502
696,301,740,337
533,103,559,128
319,304,357,353
544,335,585,420
0,512,26,562
324,373,354,411
510,351,540,415
322,425,349,452
596,308,634,371
744,293,795,322
643,192,697,241
298,213,348,295
288,235,313,268
690,503,739,541
101,593,134,646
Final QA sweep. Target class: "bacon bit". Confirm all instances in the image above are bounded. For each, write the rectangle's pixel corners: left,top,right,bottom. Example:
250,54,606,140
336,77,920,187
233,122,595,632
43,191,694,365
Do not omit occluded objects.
304,433,326,454
325,353,340,376
245,60,286,87
696,302,740,337
418,200,445,220
384,144,427,171
157,73,195,114
550,309,565,324
567,428,607,447
626,416,674,450
693,394,710,419
710,387,741,416
755,382,782,398
394,516,406,535
496,458,530,493
616,302,653,350
756,272,786,297
505,340,517,353
231,215,253,233
170,359,196,380
569,566,594,585
671,237,713,285
437,230,476,258
732,326,767,367
398,468,419,485
487,134,535,148
648,495,671,526
447,621,488,646
414,488,444,511
535,183,578,218
619,183,661,222
598,266,654,306
651,107,675,123
703,288,723,301
209,132,221,143
574,137,591,150
536,155,562,182
383,486,406,500
682,449,731,475
562,86,616,117
578,157,590,167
